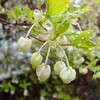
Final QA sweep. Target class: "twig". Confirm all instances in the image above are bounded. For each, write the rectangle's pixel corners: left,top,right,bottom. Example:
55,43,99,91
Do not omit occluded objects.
0,18,32,26
0,18,45,42
15,26,46,42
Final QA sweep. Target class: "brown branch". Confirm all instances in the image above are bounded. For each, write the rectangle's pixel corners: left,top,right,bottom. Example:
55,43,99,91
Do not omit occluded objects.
0,18,72,46
0,18,45,42
15,26,46,42
60,44,73,46
0,18,32,26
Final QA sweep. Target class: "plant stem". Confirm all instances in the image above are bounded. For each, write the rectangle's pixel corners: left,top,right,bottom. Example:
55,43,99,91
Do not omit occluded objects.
76,22,82,33
45,47,51,64
56,43,70,67
38,41,49,52
26,22,38,38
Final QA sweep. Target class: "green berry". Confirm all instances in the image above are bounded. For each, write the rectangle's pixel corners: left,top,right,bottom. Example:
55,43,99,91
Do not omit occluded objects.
36,63,51,81
31,52,43,69
79,67,88,75
18,37,32,53
60,67,76,84
54,61,66,75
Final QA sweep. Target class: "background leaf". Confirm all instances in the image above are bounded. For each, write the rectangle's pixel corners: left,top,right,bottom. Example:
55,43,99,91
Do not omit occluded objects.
80,7,91,13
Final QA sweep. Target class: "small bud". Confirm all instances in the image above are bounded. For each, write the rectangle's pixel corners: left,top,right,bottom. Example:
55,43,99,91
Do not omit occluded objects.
54,61,66,75
31,52,43,69
18,37,32,53
34,9,44,21
60,67,76,84
79,67,88,75
36,63,51,81
42,20,53,31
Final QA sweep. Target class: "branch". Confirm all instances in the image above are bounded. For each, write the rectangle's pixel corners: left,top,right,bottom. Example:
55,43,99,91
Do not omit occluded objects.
0,18,33,26
15,26,46,42
0,18,72,46
0,18,45,42
60,44,73,46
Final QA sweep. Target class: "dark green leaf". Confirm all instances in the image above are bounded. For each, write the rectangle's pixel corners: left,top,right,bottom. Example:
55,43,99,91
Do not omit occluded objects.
56,20,70,37
14,7,21,19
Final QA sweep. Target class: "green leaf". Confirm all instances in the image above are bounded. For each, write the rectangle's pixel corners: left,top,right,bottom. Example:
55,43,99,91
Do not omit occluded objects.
28,11,33,18
14,7,21,18
46,0,70,16
31,27,44,36
73,30,94,49
23,6,29,14
8,11,13,18
40,89,48,96
23,6,33,18
56,20,70,37
80,7,91,13
76,41,96,50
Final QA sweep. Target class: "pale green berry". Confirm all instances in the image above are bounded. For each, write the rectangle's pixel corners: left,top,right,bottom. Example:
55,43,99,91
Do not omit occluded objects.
31,52,43,69
68,67,76,81
67,46,74,52
60,67,76,84
56,35,68,45
93,74,97,79
36,63,51,81
56,48,64,58
96,72,100,78
18,37,32,53
60,67,71,83
79,57,85,63
79,67,88,75
54,61,66,75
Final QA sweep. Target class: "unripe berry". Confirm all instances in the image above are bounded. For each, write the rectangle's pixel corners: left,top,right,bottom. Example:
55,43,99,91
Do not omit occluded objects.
93,74,97,79
67,46,74,52
31,52,43,69
96,72,100,78
79,57,85,63
56,35,68,45
36,63,51,81
79,67,88,75
60,67,76,84
54,61,66,75
18,37,32,53
69,67,76,81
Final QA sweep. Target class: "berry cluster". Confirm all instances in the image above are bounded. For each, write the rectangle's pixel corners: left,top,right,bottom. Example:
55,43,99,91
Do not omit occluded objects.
17,9,76,83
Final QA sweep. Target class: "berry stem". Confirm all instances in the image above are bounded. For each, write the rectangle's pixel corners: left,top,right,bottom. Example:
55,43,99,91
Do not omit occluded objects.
26,21,38,38
56,43,70,68
76,22,82,33
38,41,49,52
45,47,51,64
